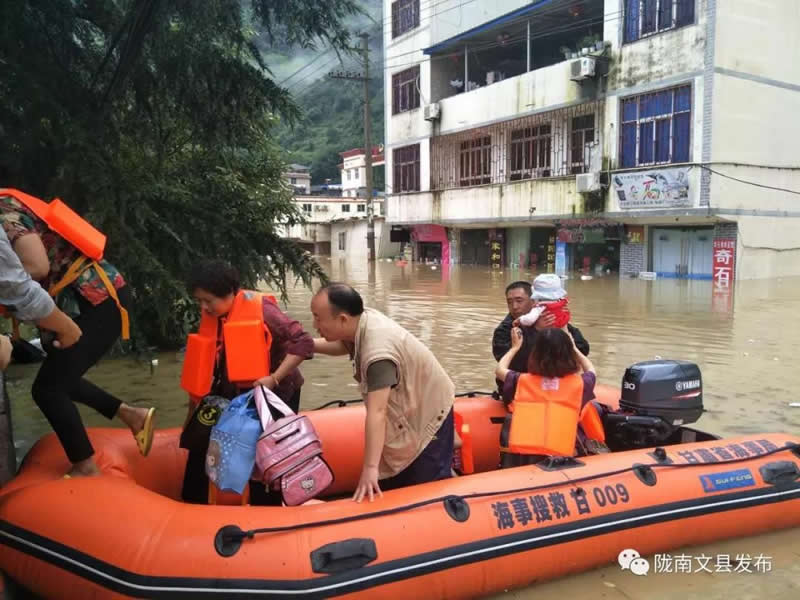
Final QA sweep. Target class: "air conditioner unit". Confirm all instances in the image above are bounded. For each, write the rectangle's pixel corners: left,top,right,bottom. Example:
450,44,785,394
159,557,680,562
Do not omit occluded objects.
570,57,596,81
576,172,601,193
423,102,441,121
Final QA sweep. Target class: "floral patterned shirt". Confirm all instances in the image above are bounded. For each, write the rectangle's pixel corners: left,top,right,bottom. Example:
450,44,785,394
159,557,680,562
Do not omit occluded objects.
0,194,125,317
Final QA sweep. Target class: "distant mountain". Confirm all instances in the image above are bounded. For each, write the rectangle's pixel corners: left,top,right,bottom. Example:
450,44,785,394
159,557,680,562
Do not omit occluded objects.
272,1,384,184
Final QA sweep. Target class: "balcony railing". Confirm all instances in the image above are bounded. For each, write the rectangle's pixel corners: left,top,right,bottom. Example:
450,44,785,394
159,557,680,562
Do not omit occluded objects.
430,101,603,191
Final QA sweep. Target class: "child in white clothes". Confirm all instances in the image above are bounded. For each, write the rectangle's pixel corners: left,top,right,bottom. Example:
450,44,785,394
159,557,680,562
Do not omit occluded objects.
517,273,571,328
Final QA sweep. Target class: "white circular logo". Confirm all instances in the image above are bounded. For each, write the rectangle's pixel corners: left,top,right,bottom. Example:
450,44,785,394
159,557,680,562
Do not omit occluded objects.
630,557,651,576
618,548,640,569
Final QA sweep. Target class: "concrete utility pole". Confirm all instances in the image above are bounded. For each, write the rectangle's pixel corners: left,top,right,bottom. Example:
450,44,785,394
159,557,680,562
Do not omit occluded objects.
360,33,376,263
328,32,376,261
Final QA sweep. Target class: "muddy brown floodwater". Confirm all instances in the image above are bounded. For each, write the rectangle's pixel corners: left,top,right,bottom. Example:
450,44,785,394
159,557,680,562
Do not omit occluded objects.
5,258,799,598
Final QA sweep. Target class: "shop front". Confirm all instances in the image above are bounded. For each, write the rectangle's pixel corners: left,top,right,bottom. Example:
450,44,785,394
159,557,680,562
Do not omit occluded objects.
500,224,621,274
411,224,450,264
555,219,622,275
503,227,564,272
461,228,502,266
652,226,713,279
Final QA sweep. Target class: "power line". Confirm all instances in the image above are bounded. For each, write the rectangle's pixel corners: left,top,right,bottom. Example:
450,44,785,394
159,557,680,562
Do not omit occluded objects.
286,50,357,91
279,48,335,85
382,163,800,196
699,165,800,196
290,56,364,98
286,50,367,94
276,0,472,93
414,0,605,29
285,54,347,93
281,0,609,94
378,0,480,27
383,8,619,70
379,0,586,30
396,20,623,74
279,0,606,94
381,21,609,74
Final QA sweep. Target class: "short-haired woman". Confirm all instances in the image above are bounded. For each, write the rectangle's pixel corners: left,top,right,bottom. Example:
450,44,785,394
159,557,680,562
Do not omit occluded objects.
495,327,596,467
180,259,314,503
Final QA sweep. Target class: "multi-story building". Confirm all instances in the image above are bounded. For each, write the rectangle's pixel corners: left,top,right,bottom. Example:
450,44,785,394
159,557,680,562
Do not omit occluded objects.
383,0,800,283
340,147,386,198
281,172,400,259
285,163,312,195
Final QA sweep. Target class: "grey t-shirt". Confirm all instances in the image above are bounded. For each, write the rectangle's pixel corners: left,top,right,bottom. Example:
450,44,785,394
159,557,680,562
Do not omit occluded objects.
366,359,399,392
343,341,399,392
0,228,55,321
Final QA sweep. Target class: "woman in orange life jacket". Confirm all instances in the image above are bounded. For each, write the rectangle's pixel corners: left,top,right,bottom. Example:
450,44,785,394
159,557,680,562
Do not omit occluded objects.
0,191,156,478
180,259,314,504
494,326,597,467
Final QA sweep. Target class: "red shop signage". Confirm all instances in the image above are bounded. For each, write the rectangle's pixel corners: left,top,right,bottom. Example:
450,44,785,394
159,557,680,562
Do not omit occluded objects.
712,238,736,289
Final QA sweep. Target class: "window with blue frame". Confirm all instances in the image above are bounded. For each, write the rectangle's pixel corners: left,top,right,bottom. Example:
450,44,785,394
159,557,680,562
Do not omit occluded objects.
620,85,691,168
624,0,695,43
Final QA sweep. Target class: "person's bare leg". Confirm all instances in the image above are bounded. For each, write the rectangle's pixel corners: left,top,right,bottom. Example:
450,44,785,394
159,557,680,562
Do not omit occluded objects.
66,457,101,477
116,403,151,435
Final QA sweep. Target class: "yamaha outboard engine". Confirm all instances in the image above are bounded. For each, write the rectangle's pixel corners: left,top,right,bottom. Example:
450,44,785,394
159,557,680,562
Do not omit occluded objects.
604,360,704,450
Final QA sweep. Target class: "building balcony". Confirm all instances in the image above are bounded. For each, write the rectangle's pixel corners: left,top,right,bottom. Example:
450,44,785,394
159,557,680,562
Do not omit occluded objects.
389,100,608,226
282,223,332,243
388,163,709,227
424,0,606,132
432,100,603,188
387,176,588,226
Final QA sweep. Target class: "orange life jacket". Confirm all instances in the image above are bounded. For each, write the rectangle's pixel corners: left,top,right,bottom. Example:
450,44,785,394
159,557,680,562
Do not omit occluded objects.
508,372,584,456
180,290,276,401
0,188,105,260
0,188,129,339
579,401,606,443
452,411,474,475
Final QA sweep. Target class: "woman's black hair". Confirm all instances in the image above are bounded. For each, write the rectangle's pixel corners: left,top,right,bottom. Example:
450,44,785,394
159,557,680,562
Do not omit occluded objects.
527,328,578,378
187,259,241,298
318,282,364,316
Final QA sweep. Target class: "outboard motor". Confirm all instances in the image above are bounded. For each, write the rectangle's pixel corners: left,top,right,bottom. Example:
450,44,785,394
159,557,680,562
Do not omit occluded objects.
604,360,704,450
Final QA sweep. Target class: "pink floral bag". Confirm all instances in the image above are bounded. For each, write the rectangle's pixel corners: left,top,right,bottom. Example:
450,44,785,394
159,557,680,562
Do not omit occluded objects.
253,386,334,506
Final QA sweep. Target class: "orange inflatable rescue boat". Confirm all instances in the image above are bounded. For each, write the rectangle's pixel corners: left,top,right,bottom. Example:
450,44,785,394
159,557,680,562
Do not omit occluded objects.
1,360,799,599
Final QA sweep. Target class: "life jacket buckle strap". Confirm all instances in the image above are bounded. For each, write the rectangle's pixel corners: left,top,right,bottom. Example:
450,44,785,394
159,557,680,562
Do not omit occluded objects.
49,256,129,340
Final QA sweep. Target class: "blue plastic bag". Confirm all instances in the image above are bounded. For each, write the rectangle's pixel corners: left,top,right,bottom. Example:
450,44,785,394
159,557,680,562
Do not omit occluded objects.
206,390,262,494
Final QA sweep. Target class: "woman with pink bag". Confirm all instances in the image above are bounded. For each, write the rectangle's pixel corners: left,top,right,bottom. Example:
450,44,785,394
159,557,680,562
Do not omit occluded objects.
180,260,314,505
251,385,333,506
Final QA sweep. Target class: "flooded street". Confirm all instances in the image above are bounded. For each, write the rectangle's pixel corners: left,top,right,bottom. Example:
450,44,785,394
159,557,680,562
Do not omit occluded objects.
5,258,800,598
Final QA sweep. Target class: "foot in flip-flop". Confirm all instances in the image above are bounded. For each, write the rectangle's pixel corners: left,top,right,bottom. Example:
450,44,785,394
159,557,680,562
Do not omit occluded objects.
134,407,157,456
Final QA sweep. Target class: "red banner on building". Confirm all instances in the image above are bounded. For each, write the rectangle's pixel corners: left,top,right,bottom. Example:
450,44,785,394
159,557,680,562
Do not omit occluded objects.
712,238,736,289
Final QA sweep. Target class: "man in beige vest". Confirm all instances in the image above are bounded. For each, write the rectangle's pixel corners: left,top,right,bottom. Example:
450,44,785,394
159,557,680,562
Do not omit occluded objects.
311,283,454,502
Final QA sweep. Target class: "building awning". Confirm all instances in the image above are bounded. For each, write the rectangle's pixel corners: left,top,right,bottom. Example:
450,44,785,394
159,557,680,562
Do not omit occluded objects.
423,0,556,55
422,0,604,55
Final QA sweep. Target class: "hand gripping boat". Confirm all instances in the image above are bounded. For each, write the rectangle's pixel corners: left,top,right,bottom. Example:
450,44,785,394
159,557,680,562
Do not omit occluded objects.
0,360,799,599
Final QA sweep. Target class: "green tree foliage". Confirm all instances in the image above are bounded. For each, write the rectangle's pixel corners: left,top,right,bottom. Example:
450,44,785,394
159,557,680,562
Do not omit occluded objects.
0,0,361,348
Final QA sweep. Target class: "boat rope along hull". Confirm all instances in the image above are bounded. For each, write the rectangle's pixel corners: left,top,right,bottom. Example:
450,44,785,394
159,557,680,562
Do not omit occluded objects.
0,394,799,599
0,483,799,598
